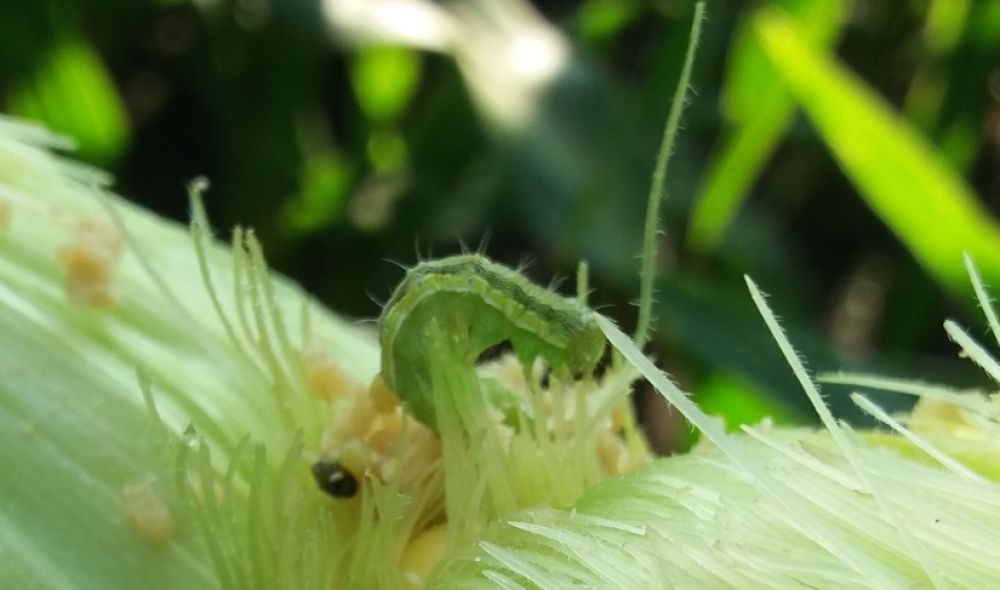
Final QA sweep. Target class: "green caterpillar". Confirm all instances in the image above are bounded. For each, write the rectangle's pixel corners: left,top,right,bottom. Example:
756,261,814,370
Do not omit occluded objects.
379,254,606,430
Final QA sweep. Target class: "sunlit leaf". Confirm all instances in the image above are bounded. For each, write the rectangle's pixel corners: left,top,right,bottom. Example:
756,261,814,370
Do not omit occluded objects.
755,9,1000,290
8,35,128,164
696,372,803,431
924,0,971,52
575,0,641,43
350,45,422,123
282,152,355,234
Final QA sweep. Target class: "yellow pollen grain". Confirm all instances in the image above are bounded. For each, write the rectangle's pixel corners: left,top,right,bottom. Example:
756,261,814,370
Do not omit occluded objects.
369,375,399,414
597,430,629,475
302,345,356,401
122,478,175,545
336,439,372,476
400,523,449,589
338,395,377,441
365,411,404,455
56,219,122,308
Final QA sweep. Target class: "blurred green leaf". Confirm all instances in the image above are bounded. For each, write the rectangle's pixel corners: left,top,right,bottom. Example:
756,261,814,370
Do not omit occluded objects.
904,0,973,170
969,0,1000,43
350,46,422,124
688,0,846,253
755,9,1000,290
366,129,407,172
654,275,859,422
576,0,641,43
924,0,970,53
8,35,129,164
282,151,355,234
724,0,846,124
681,370,805,450
697,372,803,431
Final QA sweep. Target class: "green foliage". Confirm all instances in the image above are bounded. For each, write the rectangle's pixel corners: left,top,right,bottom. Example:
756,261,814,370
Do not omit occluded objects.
350,46,422,124
756,9,1000,292
695,372,802,431
575,0,641,42
8,34,128,163
688,0,846,253
282,151,355,234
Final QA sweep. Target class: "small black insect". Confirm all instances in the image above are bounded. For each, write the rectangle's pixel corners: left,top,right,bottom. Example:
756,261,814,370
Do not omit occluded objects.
311,459,359,498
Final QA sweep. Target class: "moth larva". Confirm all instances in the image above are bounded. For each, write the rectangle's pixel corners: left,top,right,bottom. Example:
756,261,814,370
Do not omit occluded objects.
378,254,605,430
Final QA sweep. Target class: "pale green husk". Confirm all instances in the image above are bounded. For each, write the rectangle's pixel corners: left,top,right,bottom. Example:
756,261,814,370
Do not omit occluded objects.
427,436,1000,589
0,116,377,588
424,275,1000,589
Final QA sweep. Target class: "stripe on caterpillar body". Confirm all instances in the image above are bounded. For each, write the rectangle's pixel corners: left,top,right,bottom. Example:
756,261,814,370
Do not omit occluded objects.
379,254,605,430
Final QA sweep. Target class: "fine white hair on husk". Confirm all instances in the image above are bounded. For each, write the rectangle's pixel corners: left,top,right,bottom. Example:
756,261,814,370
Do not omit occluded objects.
0,115,381,588
425,261,1000,589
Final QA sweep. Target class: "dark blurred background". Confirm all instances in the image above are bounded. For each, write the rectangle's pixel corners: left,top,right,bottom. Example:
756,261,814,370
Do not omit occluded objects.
3,0,999,451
